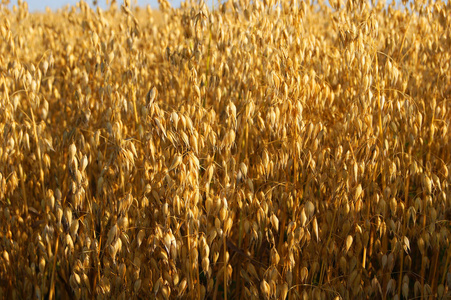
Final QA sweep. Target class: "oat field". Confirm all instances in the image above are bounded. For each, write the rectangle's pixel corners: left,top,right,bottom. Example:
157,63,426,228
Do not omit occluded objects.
0,0,450,299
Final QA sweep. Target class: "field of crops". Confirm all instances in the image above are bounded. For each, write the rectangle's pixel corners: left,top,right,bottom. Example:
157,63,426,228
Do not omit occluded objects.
0,0,450,299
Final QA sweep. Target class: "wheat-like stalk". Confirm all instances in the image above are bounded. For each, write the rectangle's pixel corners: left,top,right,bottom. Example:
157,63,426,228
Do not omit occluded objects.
0,0,450,299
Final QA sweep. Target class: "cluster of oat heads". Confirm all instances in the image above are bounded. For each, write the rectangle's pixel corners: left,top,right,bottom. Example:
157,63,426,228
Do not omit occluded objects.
0,0,450,298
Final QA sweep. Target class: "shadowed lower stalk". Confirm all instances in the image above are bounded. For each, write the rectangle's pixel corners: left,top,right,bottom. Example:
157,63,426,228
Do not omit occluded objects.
319,208,337,286
441,245,451,287
236,207,244,298
186,218,194,296
429,248,440,300
398,145,411,299
421,96,436,300
374,51,389,300
48,232,59,300
294,112,300,295
222,228,228,300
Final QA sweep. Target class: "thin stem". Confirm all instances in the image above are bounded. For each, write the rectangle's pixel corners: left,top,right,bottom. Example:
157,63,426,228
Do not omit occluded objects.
223,232,227,300
187,220,194,296
375,50,389,300
30,106,46,198
48,232,59,300
398,146,411,299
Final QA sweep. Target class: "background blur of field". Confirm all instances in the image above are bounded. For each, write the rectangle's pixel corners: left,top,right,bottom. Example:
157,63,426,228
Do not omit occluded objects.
7,0,184,12
0,0,450,299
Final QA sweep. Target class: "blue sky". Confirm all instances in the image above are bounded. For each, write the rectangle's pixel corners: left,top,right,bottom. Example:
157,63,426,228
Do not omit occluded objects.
9,0,181,12
8,0,408,13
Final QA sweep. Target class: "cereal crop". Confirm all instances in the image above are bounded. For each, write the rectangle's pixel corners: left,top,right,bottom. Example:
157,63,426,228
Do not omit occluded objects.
0,0,450,299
